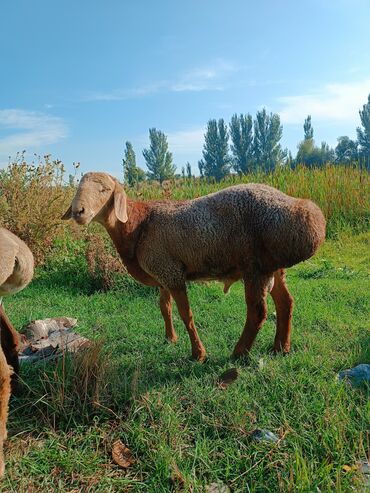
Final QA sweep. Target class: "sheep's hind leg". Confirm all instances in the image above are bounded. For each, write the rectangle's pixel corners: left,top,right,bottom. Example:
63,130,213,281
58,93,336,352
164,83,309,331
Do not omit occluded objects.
0,305,20,392
0,345,11,477
170,288,206,362
159,288,178,343
270,269,294,353
232,275,270,359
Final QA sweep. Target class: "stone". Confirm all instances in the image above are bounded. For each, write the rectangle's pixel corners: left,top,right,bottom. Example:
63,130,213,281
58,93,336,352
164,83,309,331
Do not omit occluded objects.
338,364,370,388
21,317,78,341
19,317,89,364
251,429,279,443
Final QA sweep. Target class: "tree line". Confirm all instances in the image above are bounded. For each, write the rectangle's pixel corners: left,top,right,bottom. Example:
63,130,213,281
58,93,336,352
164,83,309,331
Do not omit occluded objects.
123,94,370,185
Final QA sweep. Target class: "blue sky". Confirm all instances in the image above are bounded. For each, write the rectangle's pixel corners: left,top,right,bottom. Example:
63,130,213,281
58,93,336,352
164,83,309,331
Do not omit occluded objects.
1,0,370,177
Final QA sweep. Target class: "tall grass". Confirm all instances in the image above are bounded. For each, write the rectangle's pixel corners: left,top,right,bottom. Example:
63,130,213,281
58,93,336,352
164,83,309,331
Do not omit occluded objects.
0,160,368,266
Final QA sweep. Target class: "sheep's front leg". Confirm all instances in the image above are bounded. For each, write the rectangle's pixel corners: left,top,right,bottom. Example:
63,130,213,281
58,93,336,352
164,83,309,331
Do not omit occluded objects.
270,269,294,353
170,288,206,362
0,345,11,477
232,275,269,358
159,288,178,343
0,305,20,390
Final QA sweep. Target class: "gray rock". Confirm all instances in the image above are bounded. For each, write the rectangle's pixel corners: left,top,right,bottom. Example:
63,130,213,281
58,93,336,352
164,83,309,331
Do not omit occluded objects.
21,317,78,341
338,364,370,388
19,317,89,364
251,428,279,443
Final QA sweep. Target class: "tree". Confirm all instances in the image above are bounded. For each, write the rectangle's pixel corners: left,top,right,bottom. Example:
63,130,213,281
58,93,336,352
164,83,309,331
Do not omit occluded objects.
186,161,192,178
357,94,370,158
319,141,335,163
142,128,176,183
122,141,145,186
296,116,334,167
253,109,285,171
198,119,231,181
229,113,254,174
303,115,314,140
287,150,293,168
296,139,334,167
335,136,358,164
198,159,204,177
296,137,315,166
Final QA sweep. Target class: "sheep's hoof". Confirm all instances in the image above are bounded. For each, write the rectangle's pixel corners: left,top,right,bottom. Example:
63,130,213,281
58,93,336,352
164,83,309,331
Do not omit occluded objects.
270,344,290,355
231,351,250,363
165,335,178,344
192,351,207,363
232,343,248,358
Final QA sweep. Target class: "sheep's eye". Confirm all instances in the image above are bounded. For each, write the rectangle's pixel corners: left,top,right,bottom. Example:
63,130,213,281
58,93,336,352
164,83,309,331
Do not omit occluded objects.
100,187,108,193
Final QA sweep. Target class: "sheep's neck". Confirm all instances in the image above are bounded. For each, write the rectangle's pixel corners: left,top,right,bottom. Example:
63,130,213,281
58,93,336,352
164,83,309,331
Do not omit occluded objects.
102,200,158,286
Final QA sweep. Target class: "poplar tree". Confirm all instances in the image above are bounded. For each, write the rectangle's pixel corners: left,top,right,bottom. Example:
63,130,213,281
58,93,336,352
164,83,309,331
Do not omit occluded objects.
143,128,176,183
198,119,231,181
253,109,284,171
303,115,314,140
122,141,145,186
186,161,192,178
229,113,254,174
357,94,370,158
296,116,334,167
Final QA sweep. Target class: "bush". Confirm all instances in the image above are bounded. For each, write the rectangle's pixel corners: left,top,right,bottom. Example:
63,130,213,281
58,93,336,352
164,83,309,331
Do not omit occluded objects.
0,153,76,264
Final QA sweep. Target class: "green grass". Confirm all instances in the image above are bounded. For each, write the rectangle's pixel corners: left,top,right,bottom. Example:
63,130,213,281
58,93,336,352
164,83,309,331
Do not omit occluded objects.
1,233,369,492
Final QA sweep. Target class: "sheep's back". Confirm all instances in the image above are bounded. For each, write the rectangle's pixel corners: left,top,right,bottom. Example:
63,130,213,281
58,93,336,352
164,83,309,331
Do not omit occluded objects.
141,183,325,276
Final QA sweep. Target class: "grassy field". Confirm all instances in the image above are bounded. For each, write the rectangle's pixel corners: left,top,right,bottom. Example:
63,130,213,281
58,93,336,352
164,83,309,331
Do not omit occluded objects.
1,231,369,492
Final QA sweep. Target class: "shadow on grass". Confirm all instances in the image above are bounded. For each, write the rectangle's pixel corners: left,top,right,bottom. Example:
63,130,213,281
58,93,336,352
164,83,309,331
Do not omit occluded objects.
9,342,236,438
33,266,157,298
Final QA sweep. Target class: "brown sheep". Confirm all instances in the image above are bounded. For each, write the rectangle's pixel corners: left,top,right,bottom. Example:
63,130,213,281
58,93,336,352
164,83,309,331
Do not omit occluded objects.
0,227,34,477
62,172,326,362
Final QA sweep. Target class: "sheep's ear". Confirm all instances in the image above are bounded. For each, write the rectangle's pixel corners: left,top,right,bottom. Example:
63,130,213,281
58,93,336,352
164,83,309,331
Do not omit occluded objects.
114,186,128,223
61,204,72,220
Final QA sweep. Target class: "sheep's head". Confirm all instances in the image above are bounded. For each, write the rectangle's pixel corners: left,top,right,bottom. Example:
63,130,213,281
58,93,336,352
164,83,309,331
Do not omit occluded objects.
62,172,128,225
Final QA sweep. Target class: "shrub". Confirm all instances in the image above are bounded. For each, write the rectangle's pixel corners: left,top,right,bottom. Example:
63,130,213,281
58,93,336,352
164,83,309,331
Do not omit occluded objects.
0,153,76,264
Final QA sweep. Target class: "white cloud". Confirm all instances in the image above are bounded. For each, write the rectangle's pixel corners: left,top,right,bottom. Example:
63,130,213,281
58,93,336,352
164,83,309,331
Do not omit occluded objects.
171,60,238,92
0,109,68,160
84,59,239,101
278,79,370,124
167,127,205,154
